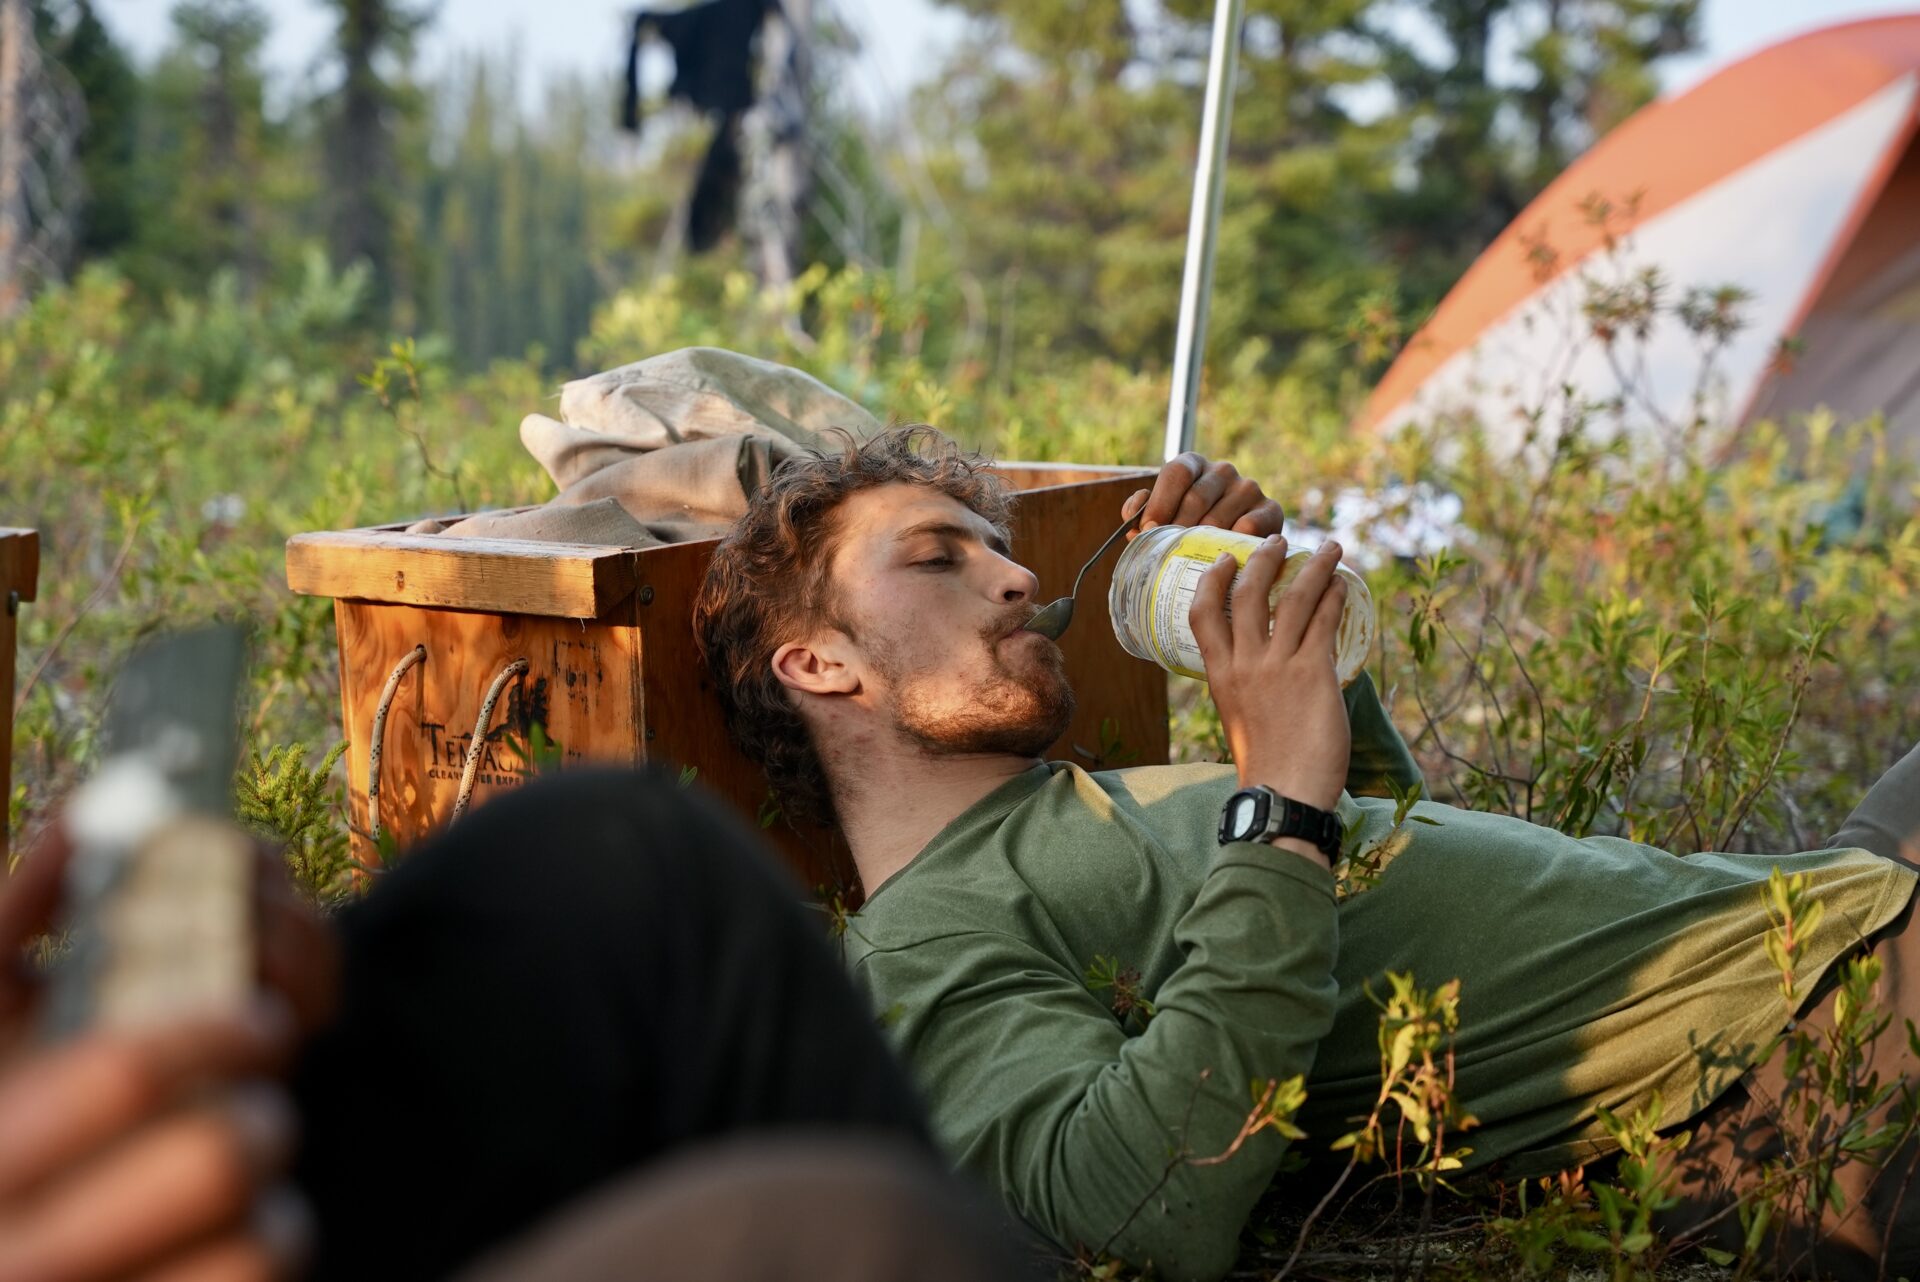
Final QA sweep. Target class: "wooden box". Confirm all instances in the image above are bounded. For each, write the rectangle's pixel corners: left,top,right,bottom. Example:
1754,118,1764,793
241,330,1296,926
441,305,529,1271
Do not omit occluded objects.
285,465,1169,890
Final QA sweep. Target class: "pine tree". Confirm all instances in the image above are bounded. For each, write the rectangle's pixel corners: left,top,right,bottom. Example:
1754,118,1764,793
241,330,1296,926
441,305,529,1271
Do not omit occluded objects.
173,0,268,292
109,0,283,298
412,57,631,368
319,0,429,316
38,0,138,259
913,0,1699,389
1368,0,1699,313
916,0,1394,384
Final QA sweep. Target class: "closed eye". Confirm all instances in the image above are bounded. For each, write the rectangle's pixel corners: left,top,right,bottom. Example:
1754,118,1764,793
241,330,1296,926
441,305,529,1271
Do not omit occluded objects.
915,556,956,570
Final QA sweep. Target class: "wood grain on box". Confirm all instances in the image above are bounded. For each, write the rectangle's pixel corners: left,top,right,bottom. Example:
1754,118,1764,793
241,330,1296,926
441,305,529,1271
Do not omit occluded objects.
288,530,642,618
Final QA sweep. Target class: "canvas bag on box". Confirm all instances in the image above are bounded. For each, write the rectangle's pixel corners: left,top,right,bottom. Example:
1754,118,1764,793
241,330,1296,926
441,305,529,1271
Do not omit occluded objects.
411,347,881,546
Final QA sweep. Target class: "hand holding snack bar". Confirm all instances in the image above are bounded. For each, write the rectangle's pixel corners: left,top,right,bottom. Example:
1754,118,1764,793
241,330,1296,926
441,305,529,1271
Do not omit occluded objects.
0,819,323,1282
0,629,338,1281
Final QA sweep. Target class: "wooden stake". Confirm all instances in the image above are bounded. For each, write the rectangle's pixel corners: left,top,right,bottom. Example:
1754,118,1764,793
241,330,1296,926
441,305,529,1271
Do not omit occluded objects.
1,528,41,864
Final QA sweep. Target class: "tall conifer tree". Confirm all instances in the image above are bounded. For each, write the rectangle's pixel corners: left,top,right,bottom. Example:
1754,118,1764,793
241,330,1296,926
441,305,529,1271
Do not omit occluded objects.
915,0,1698,384
321,0,427,316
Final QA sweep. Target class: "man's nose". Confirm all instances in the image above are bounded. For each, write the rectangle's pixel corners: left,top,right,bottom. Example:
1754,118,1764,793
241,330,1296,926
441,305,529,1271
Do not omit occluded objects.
989,554,1039,604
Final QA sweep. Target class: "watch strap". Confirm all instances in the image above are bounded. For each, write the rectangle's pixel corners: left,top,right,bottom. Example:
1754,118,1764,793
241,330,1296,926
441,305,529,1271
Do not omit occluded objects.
1219,785,1344,860
1267,792,1344,860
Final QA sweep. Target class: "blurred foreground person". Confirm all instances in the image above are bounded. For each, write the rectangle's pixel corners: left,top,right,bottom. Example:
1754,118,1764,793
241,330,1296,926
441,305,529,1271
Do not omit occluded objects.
0,769,1034,1282
694,426,1920,1282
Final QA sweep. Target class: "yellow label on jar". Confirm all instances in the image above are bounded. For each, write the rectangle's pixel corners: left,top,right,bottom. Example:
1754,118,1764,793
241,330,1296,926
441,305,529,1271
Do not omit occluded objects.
1143,528,1260,678
1134,527,1373,684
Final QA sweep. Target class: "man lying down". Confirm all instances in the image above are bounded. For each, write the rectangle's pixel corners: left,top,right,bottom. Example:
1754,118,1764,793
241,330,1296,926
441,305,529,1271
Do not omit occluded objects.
693,426,1920,1282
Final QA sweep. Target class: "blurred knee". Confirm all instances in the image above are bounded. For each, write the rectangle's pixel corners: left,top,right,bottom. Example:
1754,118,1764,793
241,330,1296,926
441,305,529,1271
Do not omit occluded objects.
456,1134,1042,1282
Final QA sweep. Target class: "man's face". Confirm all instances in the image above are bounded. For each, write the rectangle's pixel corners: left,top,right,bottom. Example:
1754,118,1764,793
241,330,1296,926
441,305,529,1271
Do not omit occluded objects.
817,482,1074,757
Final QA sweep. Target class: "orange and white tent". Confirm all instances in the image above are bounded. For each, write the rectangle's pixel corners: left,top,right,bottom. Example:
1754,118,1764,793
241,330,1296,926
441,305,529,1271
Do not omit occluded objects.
1360,16,1920,462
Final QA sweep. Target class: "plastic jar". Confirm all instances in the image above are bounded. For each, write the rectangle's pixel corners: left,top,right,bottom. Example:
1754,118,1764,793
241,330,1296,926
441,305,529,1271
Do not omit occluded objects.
1109,525,1375,685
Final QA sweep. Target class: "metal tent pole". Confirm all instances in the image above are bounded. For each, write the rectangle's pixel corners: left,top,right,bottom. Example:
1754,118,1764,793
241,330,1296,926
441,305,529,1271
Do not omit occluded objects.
1162,0,1245,462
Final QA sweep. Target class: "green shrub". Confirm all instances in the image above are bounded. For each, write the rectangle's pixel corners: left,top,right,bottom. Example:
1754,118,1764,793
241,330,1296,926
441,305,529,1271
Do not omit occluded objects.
4,253,1917,1278
235,740,353,904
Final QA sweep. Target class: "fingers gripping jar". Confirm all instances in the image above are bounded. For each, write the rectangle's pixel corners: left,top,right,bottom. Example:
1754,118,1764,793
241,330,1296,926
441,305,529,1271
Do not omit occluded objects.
1109,526,1376,685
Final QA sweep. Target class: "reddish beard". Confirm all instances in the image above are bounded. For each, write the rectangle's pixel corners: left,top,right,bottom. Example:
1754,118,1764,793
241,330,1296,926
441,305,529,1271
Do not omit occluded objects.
877,605,1076,757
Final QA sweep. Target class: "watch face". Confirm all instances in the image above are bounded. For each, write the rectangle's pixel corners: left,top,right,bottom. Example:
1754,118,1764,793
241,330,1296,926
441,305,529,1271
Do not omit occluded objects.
1227,793,1262,841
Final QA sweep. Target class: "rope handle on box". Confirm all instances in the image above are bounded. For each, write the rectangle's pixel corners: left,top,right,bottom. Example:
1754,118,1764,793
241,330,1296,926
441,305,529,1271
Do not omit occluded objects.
452,658,529,820
368,645,426,847
366,649,529,844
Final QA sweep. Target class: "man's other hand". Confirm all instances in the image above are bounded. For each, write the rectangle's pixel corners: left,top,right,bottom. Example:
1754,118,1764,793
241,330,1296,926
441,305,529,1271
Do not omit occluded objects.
1122,453,1284,538
1188,535,1352,851
0,822,324,1282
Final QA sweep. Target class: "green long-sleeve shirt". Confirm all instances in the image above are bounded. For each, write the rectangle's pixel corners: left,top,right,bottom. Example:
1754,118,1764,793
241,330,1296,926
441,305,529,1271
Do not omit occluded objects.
844,676,1915,1281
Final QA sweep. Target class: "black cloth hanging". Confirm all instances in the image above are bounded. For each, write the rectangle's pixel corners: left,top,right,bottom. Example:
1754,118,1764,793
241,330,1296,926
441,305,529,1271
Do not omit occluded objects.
622,0,779,252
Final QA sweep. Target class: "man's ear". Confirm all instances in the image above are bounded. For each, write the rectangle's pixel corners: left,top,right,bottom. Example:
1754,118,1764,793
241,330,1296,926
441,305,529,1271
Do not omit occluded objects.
771,636,861,697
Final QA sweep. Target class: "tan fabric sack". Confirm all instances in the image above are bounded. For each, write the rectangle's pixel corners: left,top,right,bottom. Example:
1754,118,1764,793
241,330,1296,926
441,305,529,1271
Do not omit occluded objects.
430,347,881,547
520,346,881,489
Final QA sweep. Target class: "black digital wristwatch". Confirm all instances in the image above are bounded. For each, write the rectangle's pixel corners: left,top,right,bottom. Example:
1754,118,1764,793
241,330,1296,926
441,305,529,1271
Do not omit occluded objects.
1218,785,1343,860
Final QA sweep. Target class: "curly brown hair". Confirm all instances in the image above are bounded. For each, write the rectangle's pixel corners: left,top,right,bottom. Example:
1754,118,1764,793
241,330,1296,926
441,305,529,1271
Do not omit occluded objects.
693,425,1014,825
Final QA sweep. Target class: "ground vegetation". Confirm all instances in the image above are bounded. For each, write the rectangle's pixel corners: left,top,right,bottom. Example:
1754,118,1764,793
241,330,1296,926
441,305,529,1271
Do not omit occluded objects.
5,1,1917,1276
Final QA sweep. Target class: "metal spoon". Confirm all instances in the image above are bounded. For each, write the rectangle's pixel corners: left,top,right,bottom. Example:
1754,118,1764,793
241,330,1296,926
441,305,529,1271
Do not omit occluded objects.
1022,508,1145,640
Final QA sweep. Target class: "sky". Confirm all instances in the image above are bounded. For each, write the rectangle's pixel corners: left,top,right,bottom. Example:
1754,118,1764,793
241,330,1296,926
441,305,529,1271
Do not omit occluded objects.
93,0,1920,114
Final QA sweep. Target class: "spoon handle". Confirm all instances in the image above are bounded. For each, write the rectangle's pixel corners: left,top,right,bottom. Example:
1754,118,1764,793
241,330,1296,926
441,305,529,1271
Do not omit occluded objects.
1069,508,1146,602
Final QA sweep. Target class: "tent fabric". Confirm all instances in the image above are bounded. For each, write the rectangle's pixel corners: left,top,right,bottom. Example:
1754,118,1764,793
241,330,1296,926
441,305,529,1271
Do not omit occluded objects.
1748,140,1920,435
1361,16,1920,462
